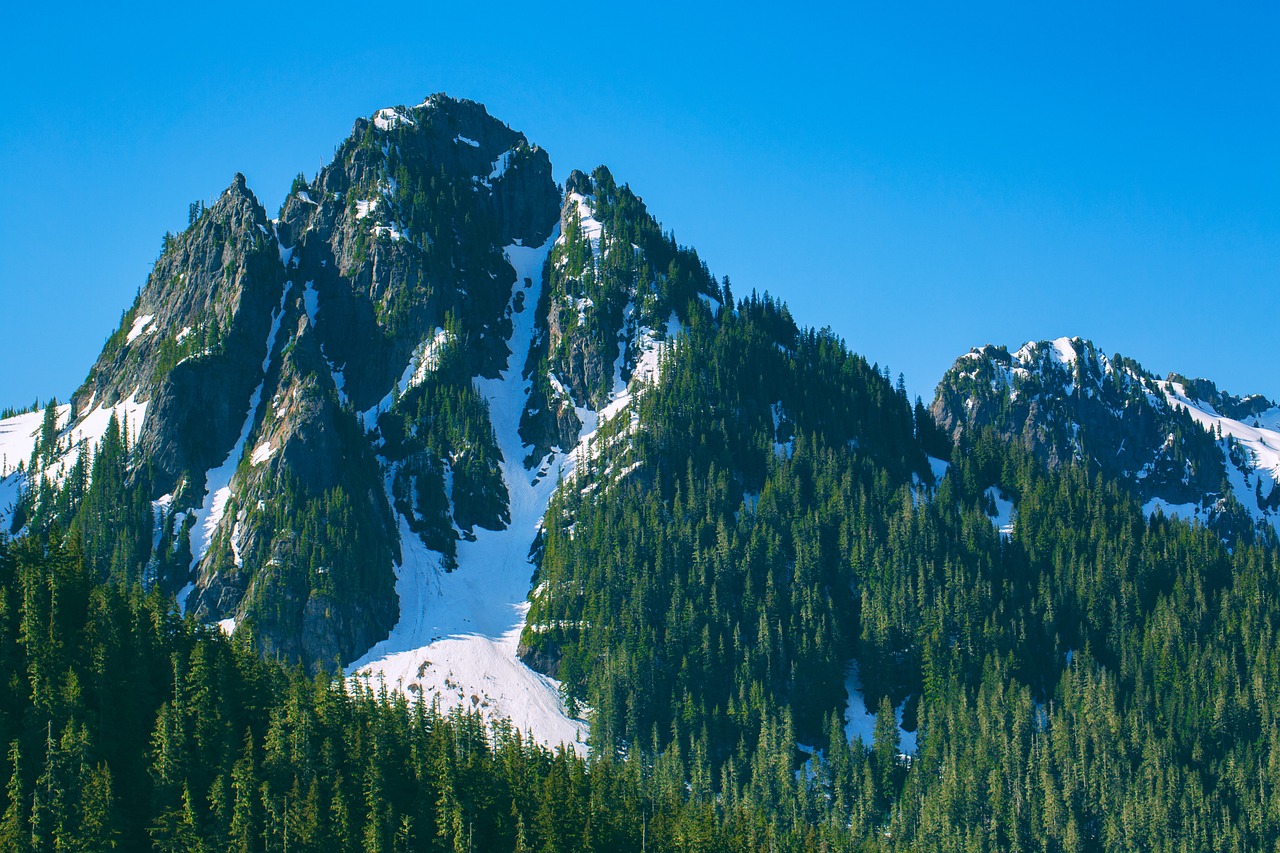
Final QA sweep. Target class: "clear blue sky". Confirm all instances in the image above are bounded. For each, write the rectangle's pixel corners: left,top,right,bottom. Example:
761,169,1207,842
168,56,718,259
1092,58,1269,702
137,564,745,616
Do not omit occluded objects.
2,2,1277,409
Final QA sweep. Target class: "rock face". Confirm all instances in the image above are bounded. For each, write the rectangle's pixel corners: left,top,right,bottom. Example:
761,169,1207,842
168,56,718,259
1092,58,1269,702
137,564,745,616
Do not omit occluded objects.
72,175,287,499
519,166,715,463
45,95,727,674
52,95,567,672
932,336,1280,540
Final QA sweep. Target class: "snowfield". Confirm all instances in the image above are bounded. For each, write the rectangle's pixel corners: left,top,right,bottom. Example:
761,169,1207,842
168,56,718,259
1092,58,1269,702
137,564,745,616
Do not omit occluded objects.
1158,379,1280,525
349,232,591,753
0,409,53,477
0,409,55,528
985,486,1016,538
0,390,148,532
351,189,687,751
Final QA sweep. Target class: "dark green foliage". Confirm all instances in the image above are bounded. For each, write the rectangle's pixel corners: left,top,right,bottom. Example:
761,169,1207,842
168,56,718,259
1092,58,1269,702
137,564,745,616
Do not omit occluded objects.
6,309,1280,849
520,295,1280,848
152,312,223,379
520,166,724,461
375,322,509,552
335,120,512,353
0,400,42,422
238,474,395,619
7,102,1279,845
932,338,1266,542
524,296,930,760
545,166,719,410
0,533,820,852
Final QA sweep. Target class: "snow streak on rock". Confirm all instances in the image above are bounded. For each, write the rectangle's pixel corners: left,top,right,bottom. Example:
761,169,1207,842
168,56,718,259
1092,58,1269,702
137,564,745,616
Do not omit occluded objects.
186,284,291,593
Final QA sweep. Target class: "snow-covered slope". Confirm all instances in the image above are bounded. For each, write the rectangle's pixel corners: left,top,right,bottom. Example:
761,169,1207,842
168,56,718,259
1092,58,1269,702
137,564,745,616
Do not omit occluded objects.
0,409,50,530
348,167,691,750
1158,378,1280,527
0,393,148,535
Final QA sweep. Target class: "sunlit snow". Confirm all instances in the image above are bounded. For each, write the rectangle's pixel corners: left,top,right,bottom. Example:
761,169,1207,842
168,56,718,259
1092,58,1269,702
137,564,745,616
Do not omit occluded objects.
250,440,274,466
985,486,1016,538
126,313,155,344
349,231,590,753
373,108,415,131
1159,379,1280,524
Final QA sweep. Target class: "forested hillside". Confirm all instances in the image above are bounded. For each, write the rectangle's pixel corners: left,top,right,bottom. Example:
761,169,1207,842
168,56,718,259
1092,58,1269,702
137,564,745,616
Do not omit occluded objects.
4,409,1277,850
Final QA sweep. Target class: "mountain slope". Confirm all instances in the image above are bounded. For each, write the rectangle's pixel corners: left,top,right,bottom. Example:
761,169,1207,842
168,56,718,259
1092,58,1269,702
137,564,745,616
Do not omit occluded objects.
0,96,565,674
0,98,729,741
349,165,728,746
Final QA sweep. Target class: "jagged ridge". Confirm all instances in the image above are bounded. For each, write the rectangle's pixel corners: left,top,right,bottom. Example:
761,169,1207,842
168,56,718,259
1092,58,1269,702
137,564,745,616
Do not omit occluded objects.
932,335,1280,540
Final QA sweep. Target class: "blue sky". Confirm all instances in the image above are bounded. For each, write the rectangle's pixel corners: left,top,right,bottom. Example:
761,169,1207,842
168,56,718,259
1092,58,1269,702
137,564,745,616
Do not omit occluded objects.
2,2,1277,408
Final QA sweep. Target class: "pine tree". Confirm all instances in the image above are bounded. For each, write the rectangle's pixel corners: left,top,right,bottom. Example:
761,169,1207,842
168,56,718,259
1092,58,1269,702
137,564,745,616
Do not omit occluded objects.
0,740,27,851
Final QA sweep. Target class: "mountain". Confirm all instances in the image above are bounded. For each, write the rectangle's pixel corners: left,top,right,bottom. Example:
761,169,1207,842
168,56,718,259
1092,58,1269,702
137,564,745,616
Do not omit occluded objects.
0,95,758,734
1,97,1279,851
9,97,562,675
0,92,938,750
932,335,1280,541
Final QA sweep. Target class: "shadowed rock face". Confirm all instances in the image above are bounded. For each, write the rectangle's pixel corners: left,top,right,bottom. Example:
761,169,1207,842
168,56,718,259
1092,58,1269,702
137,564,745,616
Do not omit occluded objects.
69,95,563,673
73,175,287,499
276,95,561,414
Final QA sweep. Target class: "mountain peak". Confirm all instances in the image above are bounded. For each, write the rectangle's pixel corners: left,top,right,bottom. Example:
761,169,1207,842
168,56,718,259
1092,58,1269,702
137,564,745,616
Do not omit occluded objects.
934,337,1280,539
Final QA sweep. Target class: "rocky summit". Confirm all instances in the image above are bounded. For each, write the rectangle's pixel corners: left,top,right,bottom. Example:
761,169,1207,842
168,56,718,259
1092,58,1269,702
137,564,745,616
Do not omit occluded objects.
932,335,1280,541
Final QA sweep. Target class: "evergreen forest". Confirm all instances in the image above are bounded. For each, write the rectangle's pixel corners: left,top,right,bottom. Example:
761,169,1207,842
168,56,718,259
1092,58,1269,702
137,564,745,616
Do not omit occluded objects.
2,294,1278,851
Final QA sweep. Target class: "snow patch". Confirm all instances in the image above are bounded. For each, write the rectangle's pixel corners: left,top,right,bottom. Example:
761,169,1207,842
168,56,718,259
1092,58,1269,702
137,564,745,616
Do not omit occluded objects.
373,108,415,131
1159,380,1280,525
1049,336,1078,367
303,281,319,324
176,583,195,616
126,314,155,344
566,192,604,256
360,329,451,430
455,135,480,148
371,225,407,242
405,329,450,390
250,440,274,466
488,150,513,182
0,409,55,478
843,661,917,755
985,487,1015,538
22,389,154,494
0,405,50,528
1142,497,1204,521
